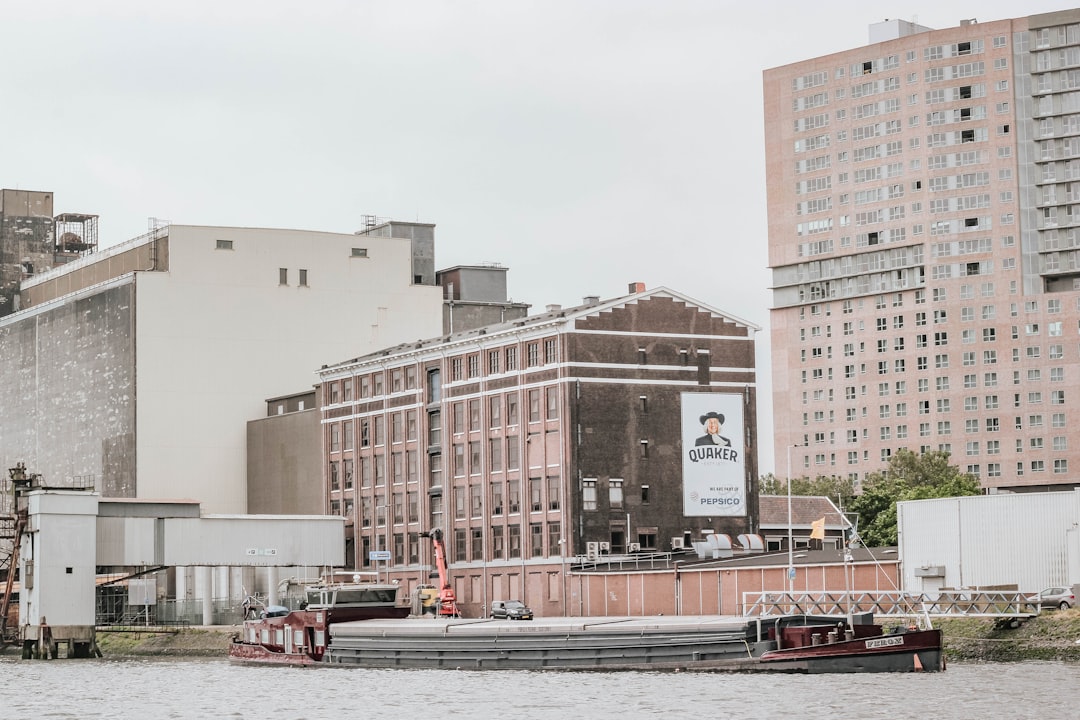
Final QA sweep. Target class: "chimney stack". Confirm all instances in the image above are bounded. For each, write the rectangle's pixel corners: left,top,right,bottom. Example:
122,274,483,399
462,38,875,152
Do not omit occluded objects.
628,282,646,294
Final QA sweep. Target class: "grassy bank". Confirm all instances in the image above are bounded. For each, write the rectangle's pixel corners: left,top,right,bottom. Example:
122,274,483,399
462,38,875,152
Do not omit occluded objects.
94,626,236,657
938,607,1080,662
66,611,1080,662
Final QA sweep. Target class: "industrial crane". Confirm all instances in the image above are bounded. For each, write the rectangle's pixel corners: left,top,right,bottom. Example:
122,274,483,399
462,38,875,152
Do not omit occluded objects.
420,529,460,617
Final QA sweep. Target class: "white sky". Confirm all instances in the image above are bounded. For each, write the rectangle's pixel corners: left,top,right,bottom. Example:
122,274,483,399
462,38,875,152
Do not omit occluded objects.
2,1,1071,473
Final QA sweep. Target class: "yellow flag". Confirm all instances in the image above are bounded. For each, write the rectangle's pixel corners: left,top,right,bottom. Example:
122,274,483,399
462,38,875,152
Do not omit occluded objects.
810,516,826,540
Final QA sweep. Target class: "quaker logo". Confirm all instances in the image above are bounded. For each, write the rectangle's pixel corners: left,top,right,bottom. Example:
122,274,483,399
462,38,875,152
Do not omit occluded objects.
688,411,739,464
681,392,745,518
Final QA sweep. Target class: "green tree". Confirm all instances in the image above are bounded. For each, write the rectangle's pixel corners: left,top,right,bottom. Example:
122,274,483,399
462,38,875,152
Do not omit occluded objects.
849,449,981,547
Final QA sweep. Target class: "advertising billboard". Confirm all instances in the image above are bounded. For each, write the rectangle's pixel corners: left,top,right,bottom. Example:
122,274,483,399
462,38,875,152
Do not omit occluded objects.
681,392,746,517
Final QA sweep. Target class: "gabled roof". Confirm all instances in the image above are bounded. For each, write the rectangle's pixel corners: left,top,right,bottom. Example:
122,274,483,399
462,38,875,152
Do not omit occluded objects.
565,286,761,331
321,285,761,372
758,495,848,530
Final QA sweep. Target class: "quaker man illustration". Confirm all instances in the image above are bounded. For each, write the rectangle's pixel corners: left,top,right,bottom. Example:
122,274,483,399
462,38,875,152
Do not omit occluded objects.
695,411,732,447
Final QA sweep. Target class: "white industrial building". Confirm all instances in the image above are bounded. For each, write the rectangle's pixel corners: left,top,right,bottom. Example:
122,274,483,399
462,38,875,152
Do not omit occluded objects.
897,490,1080,596
0,216,443,514
17,484,344,657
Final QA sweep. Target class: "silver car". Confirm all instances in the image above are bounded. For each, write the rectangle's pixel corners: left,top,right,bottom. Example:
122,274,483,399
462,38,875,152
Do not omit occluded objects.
1032,587,1076,611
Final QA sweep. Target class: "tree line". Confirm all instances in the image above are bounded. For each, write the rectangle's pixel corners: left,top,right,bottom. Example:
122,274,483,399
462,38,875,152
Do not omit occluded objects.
758,448,981,547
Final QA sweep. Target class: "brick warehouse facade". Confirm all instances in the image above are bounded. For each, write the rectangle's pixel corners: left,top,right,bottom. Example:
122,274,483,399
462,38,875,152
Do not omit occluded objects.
317,285,761,617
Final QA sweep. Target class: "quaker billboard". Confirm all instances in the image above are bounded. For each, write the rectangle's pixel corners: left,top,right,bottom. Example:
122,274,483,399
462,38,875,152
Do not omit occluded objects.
681,392,746,517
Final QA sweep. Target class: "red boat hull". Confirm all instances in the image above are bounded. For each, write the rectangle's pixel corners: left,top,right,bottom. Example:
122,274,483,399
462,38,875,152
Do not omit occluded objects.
758,628,944,673
228,638,320,665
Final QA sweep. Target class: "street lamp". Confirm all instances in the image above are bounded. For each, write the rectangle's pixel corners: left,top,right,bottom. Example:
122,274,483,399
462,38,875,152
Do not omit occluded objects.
785,443,806,598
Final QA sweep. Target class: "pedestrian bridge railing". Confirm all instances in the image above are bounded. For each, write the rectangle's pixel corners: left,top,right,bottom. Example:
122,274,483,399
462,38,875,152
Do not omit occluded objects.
742,590,1040,618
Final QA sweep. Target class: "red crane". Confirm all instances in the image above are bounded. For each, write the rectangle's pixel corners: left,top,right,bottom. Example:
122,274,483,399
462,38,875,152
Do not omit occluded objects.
420,529,460,617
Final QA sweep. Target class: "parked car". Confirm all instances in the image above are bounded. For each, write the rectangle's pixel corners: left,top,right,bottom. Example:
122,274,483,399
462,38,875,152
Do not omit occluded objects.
1030,587,1076,611
490,600,534,620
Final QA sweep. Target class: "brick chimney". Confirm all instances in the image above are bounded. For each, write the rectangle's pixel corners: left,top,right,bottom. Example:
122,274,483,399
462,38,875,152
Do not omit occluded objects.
628,282,646,293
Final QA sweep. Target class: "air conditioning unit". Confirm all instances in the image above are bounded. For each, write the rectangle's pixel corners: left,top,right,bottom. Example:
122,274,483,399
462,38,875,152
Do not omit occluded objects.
586,541,599,558
671,537,685,550
627,542,641,552
598,541,611,553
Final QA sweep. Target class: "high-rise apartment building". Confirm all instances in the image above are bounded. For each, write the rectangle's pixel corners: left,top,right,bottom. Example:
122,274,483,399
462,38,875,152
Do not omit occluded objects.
765,10,1080,493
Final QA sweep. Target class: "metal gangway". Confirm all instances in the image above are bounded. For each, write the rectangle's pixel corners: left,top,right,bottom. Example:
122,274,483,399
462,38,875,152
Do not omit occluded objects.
742,590,1040,620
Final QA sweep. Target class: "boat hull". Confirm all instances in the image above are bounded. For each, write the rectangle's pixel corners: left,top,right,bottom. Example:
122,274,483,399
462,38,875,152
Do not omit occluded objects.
229,615,945,674
758,628,945,673
228,638,320,665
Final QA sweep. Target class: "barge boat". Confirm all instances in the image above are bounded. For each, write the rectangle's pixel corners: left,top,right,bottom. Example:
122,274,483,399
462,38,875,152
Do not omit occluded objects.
229,574,410,665
231,603,942,672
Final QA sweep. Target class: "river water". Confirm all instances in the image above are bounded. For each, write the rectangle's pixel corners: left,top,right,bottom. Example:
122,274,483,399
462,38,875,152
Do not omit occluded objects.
0,657,1076,719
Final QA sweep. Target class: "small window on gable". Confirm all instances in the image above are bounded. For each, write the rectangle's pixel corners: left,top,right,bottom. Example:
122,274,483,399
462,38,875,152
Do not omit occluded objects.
299,269,308,287
216,239,234,250
279,268,288,285
351,247,368,258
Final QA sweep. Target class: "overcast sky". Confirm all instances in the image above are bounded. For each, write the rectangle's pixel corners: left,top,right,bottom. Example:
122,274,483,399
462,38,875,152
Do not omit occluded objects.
2,1,1071,473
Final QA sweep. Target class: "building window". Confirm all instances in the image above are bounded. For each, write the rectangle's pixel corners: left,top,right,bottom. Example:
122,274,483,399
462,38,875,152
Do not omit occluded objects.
343,420,354,451
609,478,623,509
299,269,308,287
471,484,483,518
530,523,544,557
582,478,597,511
507,394,519,426
507,436,520,471
216,239,233,250
470,441,481,475
508,478,521,513
546,387,558,419
426,368,441,404
527,343,540,367
453,444,465,477
351,247,368,257
528,389,541,423
508,526,521,559
279,268,288,285
544,339,558,364
547,522,561,556
530,477,543,513
548,478,560,511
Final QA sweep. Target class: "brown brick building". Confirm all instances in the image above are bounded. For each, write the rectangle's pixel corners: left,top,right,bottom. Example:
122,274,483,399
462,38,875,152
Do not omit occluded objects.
317,284,761,617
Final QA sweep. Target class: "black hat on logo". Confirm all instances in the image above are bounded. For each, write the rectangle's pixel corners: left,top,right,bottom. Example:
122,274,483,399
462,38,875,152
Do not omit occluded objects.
699,412,725,425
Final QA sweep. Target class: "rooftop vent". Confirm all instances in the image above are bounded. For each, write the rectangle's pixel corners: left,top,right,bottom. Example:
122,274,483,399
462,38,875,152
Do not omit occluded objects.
583,295,600,306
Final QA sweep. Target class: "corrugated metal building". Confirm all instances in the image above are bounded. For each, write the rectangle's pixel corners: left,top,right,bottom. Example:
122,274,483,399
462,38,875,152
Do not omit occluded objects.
897,490,1080,595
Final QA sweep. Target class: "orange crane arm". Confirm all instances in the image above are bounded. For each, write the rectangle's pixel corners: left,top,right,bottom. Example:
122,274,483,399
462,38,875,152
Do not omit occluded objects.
421,529,459,617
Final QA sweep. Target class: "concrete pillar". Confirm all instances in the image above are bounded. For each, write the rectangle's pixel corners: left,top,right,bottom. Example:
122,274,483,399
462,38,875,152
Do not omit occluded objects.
199,567,214,626
267,566,280,606
175,567,188,603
